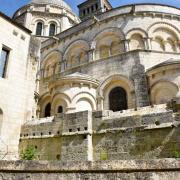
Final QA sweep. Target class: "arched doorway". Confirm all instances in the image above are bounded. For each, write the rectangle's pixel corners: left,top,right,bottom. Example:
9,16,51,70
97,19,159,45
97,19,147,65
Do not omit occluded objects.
44,103,51,117
109,87,127,111
57,106,63,113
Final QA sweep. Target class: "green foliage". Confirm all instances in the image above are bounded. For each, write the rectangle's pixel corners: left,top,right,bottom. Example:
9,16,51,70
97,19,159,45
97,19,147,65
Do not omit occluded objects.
20,145,38,160
173,151,180,158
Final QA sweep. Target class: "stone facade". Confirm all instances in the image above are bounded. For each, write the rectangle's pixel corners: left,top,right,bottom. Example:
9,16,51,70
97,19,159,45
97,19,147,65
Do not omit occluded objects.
0,0,180,161
38,4,180,117
0,13,40,159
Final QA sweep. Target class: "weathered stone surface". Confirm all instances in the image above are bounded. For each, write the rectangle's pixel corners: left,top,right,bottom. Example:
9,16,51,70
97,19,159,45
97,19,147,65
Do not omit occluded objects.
19,106,180,161
0,159,180,179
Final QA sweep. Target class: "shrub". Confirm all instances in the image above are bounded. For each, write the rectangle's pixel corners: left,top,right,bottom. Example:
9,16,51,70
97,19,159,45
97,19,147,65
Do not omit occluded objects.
20,145,38,160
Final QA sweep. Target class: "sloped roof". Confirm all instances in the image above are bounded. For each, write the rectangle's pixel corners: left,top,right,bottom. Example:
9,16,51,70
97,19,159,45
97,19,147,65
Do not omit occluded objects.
147,58,180,72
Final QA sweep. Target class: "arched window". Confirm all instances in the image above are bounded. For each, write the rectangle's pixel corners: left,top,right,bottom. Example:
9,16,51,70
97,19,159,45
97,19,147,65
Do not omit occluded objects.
76,99,92,112
152,37,165,51
129,34,145,50
57,106,63,113
99,45,110,59
49,23,56,36
0,108,3,135
44,103,51,117
36,22,43,36
109,87,127,112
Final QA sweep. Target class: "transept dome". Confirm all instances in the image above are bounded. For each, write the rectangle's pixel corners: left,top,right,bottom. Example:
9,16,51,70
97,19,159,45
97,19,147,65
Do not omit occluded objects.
31,0,72,11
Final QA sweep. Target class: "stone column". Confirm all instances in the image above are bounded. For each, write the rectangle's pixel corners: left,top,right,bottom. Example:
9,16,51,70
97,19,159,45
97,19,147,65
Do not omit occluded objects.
89,49,95,61
97,96,104,111
108,47,111,57
41,68,45,79
144,37,152,50
61,60,66,71
44,24,49,36
132,63,150,107
87,111,93,161
163,40,167,51
87,134,93,161
123,39,130,52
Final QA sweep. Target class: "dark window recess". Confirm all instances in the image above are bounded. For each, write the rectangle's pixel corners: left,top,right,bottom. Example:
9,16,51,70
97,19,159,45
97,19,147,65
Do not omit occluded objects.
69,129,72,132
95,3,98,10
77,128,80,131
84,127,87,131
45,103,51,117
49,23,56,36
49,132,52,135
91,5,94,12
87,8,90,14
56,154,60,160
36,22,43,36
0,48,9,78
109,87,128,112
83,9,86,16
58,106,63,113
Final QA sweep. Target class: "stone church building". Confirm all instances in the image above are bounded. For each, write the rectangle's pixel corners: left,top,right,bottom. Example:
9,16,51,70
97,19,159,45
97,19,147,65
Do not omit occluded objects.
0,0,180,160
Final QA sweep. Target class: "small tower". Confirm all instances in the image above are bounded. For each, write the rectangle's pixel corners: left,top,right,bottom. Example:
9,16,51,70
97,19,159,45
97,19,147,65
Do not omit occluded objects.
78,0,112,21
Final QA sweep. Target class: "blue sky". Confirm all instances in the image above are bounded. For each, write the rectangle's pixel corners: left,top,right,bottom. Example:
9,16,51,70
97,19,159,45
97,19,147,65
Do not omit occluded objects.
0,0,179,17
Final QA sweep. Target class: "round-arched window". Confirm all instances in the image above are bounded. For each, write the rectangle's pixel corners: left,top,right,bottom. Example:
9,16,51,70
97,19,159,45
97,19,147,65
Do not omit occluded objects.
109,87,128,112
49,23,56,36
36,22,43,36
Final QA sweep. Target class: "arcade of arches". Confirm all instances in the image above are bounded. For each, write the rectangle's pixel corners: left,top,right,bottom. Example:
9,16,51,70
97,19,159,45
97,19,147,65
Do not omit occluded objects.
40,24,180,80
43,103,64,118
39,72,179,117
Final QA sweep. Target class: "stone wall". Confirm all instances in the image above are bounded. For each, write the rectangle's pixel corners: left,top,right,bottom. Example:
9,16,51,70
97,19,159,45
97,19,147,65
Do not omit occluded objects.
0,14,40,160
19,105,180,161
0,159,180,179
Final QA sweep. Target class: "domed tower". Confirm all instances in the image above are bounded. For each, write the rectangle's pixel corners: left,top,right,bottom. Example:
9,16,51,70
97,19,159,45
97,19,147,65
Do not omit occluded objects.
13,0,80,38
